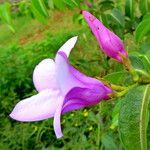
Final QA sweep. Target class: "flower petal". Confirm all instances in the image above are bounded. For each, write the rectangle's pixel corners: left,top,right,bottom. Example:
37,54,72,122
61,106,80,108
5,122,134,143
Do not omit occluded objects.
55,39,109,95
97,29,127,61
53,95,64,138
62,100,88,113
58,36,78,57
82,10,100,42
55,52,84,96
54,48,112,138
53,37,112,138
9,89,61,121
68,65,112,99
62,85,112,113
33,59,59,92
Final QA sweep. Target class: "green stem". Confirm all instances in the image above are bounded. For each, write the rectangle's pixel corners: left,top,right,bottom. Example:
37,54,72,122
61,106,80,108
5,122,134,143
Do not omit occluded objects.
122,57,139,82
135,69,150,78
111,84,126,91
116,83,138,97
129,68,139,82
97,103,101,150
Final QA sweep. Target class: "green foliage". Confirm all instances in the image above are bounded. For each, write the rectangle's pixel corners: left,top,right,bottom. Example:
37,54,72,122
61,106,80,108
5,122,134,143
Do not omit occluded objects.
0,21,122,149
139,0,149,15
135,18,150,42
0,2,15,32
125,0,134,19
119,85,150,150
104,71,132,85
0,0,150,150
31,0,49,23
110,8,125,28
101,134,118,150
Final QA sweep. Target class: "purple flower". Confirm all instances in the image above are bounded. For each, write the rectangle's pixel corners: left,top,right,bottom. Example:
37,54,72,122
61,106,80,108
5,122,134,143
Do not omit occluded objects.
9,37,112,138
82,11,128,62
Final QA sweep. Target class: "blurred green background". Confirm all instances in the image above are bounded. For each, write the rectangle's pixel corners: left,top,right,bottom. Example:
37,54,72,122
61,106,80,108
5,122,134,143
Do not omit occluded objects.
0,0,150,150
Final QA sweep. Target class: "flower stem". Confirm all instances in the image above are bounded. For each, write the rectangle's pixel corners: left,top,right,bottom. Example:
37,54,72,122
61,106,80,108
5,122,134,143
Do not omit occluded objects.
122,57,139,82
97,103,101,150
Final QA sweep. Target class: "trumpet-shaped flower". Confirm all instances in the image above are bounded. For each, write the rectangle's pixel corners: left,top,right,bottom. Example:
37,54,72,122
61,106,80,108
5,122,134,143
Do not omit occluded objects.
10,37,112,138
82,11,128,62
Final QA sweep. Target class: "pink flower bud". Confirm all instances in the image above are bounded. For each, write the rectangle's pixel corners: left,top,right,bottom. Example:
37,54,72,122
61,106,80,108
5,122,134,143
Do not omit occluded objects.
82,10,128,62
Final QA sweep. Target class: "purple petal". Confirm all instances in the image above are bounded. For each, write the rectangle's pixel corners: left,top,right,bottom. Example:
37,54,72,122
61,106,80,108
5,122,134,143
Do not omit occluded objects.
97,28,126,61
53,37,84,138
69,65,112,99
82,11,100,43
62,84,112,113
62,87,101,113
9,89,61,121
54,38,112,137
33,59,59,92
62,100,88,113
55,52,84,95
70,65,104,87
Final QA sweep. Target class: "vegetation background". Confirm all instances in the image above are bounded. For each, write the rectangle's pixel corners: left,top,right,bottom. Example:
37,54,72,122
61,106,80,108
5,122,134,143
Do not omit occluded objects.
0,0,150,150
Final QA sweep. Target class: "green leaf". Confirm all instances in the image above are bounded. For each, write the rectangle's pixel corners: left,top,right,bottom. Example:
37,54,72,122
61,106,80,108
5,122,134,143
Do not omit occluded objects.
129,52,150,73
99,0,114,11
143,12,150,20
139,55,150,73
129,55,146,70
110,100,122,129
100,13,109,28
139,0,149,15
0,2,15,32
63,0,78,8
135,19,150,42
104,71,131,85
110,8,125,27
125,0,134,19
101,134,118,150
31,0,48,17
53,0,66,10
119,85,150,150
48,0,54,9
31,0,49,23
31,0,48,23
140,43,150,54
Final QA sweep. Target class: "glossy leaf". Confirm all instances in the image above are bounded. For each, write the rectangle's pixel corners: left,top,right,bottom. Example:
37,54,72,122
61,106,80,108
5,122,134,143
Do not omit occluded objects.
110,100,122,129
31,0,48,23
139,55,150,73
135,19,150,42
63,0,80,8
143,12,150,20
119,85,150,150
129,52,150,73
101,134,118,150
104,71,131,85
0,2,15,32
31,0,48,18
110,8,125,27
99,0,114,11
125,0,133,19
53,0,66,10
139,0,149,15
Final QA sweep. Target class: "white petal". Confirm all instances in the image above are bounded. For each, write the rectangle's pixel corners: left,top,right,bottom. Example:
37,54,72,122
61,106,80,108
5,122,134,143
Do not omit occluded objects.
10,89,61,121
58,36,78,57
55,53,83,95
33,59,59,92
